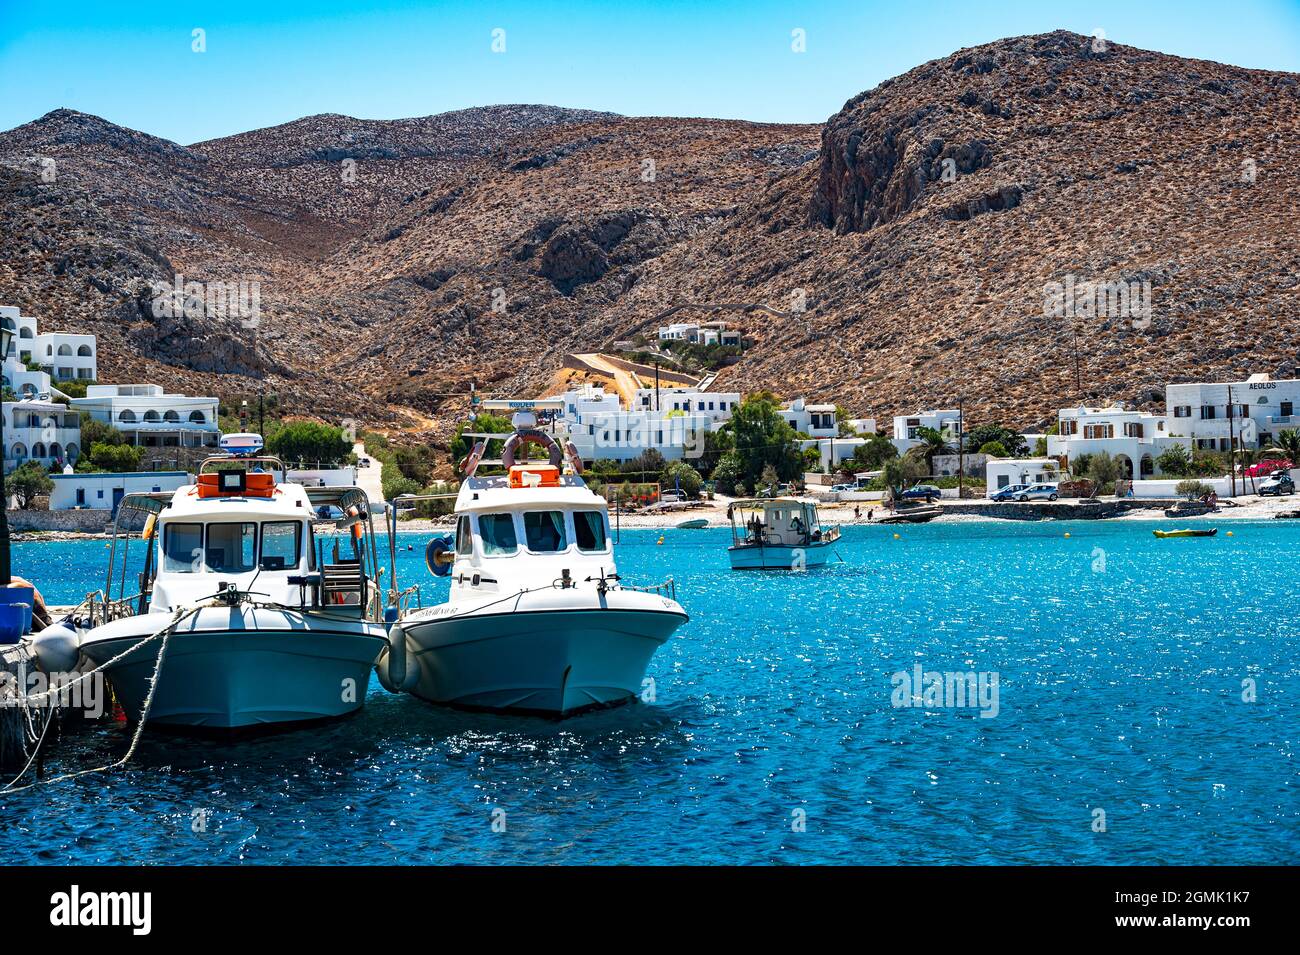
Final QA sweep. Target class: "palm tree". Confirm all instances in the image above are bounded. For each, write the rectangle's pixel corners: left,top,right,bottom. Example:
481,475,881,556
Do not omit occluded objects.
910,426,953,476
1275,429,1300,467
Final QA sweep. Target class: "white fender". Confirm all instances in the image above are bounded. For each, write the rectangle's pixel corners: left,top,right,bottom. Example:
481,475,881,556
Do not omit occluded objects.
375,622,419,694
30,622,82,674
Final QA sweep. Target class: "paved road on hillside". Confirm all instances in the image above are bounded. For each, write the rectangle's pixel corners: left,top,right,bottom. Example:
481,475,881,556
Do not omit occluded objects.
353,441,385,504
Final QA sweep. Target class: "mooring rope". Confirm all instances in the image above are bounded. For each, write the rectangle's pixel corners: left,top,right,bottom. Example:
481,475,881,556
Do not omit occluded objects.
0,605,197,794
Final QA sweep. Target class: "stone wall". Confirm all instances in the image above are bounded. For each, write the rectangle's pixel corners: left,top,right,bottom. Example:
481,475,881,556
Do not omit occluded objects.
942,499,1173,521
5,508,113,533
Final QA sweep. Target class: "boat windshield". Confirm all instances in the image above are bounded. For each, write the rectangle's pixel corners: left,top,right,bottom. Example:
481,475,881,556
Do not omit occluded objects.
524,511,568,552
260,521,302,571
205,522,257,573
480,513,518,555
574,510,608,552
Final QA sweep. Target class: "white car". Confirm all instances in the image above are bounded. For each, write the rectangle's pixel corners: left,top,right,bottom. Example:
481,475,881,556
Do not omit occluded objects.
1015,483,1059,502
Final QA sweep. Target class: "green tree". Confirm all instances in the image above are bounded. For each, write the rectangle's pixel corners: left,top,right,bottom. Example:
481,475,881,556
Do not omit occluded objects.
963,424,1028,457
710,451,746,496
978,440,1009,458
450,413,514,464
1085,451,1119,489
724,394,801,490
80,412,124,449
661,460,702,499
849,433,898,470
88,442,144,472
266,421,351,465
1275,429,1300,466
1033,436,1048,456
4,461,53,508
911,426,952,474
882,455,925,502
1155,443,1193,477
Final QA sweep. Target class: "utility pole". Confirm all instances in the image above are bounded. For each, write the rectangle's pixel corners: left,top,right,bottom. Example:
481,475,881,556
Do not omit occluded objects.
1072,324,1082,402
1227,384,1237,497
654,361,660,413
957,397,965,498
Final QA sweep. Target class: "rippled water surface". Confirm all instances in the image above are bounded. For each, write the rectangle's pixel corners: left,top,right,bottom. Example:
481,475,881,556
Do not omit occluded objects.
3,521,1298,864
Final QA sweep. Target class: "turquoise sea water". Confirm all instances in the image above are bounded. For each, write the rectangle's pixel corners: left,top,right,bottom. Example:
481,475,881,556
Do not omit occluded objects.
2,520,1297,865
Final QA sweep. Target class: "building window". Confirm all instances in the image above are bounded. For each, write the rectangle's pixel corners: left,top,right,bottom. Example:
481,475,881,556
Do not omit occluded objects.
1200,405,1216,420
1282,402,1293,418
1173,405,1190,418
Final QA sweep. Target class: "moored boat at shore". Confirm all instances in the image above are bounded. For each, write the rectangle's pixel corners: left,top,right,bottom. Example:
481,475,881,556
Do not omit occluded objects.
726,498,840,569
68,440,389,732
378,411,687,716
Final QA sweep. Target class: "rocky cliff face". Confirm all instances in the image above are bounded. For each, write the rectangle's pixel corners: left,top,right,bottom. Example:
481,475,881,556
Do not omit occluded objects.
1,33,1297,437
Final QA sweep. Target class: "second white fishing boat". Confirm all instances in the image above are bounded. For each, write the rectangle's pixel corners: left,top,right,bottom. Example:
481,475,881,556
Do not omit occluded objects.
378,409,687,716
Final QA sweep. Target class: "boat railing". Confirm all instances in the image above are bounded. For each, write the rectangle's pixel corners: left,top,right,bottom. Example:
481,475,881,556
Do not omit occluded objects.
618,577,678,602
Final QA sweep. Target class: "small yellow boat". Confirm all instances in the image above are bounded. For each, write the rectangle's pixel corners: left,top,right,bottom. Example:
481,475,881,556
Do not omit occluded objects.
1153,528,1218,538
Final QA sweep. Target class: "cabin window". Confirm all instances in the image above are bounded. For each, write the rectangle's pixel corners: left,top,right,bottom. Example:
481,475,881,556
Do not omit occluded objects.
573,510,608,552
260,521,302,571
523,511,568,552
162,523,203,572
205,522,257,573
455,515,473,555
479,513,518,556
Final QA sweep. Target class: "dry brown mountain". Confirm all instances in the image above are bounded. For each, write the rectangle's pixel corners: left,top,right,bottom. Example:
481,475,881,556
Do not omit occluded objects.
2,30,1296,441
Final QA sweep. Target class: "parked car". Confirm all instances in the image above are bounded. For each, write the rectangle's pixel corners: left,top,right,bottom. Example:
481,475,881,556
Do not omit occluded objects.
1258,471,1296,496
357,458,371,468
900,483,942,503
990,483,1028,502
1014,483,1059,502
831,483,857,493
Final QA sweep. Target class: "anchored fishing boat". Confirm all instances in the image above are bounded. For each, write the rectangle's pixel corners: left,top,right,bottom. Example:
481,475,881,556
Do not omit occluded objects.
47,436,389,731
726,498,841,570
378,407,687,716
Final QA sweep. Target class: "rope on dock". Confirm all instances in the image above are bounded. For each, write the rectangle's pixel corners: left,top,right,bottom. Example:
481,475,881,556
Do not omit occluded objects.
0,605,197,794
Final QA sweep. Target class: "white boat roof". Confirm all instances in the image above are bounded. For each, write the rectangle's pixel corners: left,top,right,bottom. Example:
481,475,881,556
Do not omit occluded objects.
729,497,818,508
456,473,605,512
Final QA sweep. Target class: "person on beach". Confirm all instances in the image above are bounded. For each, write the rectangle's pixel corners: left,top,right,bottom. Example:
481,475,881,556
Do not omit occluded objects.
854,505,861,521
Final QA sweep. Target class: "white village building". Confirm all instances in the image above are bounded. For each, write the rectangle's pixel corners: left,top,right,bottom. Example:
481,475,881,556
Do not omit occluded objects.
656,321,742,347
70,384,220,449
549,383,713,464
780,398,839,438
1047,403,1178,479
631,386,740,426
1166,373,1300,451
2,399,82,473
0,304,96,383
892,409,962,450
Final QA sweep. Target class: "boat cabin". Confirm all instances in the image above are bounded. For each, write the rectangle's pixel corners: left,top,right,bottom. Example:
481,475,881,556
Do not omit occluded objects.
727,498,836,549
99,456,384,623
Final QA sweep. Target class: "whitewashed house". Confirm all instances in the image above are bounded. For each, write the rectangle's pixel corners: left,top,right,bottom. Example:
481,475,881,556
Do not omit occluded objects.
47,470,190,512
892,409,962,453
1047,403,1179,479
71,384,220,449
1166,373,1300,451
550,384,713,464
780,398,839,438
985,457,1062,496
2,399,82,473
632,386,740,425
0,304,96,382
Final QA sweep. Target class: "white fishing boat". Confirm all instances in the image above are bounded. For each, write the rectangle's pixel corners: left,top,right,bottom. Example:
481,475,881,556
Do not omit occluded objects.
65,437,389,732
378,409,687,716
726,498,841,570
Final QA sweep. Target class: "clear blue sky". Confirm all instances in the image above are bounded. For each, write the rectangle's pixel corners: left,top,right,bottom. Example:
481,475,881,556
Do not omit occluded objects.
1,0,1297,143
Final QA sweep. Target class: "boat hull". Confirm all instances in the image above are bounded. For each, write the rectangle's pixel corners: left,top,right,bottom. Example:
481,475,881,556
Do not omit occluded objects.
79,607,387,730
400,596,686,716
728,541,834,570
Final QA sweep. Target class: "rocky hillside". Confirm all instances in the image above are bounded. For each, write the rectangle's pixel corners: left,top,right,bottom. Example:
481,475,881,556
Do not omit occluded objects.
2,31,1297,438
